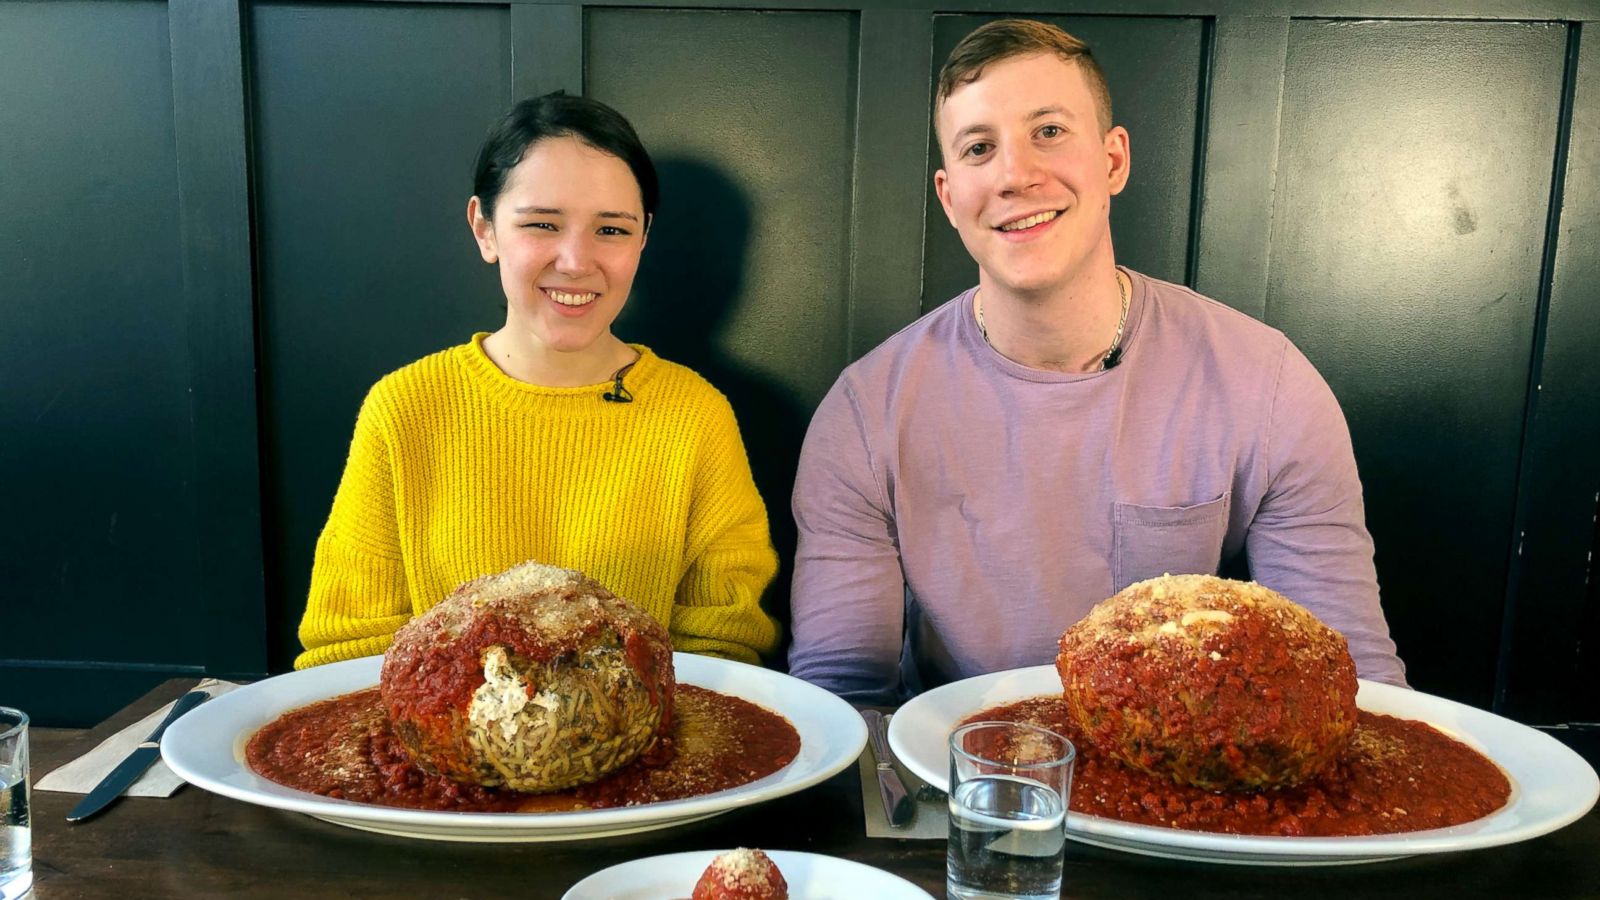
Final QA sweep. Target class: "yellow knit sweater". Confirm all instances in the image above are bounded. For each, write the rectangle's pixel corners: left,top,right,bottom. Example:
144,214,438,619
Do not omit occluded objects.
295,334,780,669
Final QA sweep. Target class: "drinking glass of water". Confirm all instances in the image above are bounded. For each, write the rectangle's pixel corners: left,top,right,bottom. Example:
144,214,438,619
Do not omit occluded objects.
947,720,1075,900
0,708,28,900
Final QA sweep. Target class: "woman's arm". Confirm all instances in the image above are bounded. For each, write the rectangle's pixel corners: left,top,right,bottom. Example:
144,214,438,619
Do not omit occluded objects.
669,397,781,665
295,391,412,669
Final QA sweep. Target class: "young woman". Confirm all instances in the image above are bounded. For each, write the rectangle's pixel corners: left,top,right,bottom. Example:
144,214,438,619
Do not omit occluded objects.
296,94,779,668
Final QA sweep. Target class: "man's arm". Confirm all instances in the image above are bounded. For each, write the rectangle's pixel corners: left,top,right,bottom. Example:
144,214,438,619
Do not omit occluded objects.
1246,341,1408,686
788,378,907,703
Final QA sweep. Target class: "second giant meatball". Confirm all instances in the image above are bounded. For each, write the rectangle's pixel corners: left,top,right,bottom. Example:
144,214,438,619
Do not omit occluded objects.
1056,574,1358,791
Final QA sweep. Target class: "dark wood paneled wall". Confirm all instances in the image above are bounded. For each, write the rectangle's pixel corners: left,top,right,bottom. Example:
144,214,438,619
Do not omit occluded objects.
1270,20,1566,709
2,0,211,723
3,0,1596,735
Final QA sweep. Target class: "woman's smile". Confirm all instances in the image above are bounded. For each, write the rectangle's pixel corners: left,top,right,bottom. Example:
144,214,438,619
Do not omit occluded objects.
543,287,601,312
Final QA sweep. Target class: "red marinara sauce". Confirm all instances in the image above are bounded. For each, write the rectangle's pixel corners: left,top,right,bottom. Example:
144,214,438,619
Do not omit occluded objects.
963,696,1510,837
245,685,798,812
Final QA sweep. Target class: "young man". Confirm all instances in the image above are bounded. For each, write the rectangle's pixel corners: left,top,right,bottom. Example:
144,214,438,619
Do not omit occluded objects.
787,19,1406,703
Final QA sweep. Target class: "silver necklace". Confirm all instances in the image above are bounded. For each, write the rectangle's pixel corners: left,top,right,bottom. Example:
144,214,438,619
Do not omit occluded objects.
974,271,1130,370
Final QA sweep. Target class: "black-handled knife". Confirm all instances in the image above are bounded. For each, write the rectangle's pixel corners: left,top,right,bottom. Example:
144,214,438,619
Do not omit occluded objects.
861,709,915,827
66,688,210,823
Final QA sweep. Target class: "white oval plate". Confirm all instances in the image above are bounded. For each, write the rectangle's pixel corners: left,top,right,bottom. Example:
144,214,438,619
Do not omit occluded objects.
162,654,866,842
563,849,934,899
887,666,1598,865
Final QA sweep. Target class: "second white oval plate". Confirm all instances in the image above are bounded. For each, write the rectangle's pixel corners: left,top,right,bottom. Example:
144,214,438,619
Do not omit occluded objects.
887,666,1598,865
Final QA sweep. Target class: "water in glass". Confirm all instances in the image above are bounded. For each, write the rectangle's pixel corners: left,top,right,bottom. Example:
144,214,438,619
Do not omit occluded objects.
947,773,1066,900
0,763,28,900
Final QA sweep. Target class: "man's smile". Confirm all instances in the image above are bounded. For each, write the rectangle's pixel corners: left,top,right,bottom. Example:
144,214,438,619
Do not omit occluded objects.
994,208,1064,240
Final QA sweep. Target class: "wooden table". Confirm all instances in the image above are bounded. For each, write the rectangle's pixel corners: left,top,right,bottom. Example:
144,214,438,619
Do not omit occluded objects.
26,680,1600,899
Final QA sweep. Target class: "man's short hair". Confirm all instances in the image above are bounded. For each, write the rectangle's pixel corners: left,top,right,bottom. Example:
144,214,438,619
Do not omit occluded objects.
936,19,1113,135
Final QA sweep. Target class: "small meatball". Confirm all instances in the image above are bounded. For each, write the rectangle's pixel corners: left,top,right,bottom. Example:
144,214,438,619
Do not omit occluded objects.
692,848,788,900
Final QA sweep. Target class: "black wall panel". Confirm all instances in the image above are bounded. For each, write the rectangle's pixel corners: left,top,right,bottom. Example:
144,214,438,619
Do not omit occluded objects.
591,9,857,410
588,9,858,633
250,2,514,669
1498,26,1600,724
1267,20,1567,707
0,0,204,707
922,14,1204,309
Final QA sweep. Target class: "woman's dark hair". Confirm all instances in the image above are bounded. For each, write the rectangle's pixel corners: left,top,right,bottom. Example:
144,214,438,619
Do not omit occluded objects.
472,92,659,224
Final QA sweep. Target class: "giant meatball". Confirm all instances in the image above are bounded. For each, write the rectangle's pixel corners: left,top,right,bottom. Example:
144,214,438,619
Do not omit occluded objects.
1056,574,1358,791
380,560,674,793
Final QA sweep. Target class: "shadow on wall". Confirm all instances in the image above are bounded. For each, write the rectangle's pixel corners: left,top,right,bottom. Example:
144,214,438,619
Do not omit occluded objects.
617,156,808,665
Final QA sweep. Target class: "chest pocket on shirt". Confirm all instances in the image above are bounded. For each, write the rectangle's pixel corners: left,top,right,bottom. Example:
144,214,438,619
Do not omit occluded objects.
1112,492,1231,593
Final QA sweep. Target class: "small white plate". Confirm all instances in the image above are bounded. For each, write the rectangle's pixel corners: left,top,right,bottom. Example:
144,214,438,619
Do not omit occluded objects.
162,654,866,842
562,849,935,899
887,666,1599,865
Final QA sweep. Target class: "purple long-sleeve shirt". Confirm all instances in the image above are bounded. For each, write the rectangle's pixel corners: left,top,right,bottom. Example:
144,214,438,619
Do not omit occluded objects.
788,269,1406,704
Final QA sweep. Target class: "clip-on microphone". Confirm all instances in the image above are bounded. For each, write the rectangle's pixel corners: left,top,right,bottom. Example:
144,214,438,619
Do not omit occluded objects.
602,361,636,403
